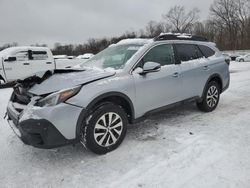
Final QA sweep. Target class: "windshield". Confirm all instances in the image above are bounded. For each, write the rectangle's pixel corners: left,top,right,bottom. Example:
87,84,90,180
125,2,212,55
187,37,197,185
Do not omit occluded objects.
80,44,142,70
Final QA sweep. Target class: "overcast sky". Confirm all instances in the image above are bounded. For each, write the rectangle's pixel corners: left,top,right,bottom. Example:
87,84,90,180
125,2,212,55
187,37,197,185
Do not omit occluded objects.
0,0,214,47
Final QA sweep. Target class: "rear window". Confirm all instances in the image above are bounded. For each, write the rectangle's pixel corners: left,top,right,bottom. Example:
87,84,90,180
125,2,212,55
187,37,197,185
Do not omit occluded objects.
175,44,203,62
198,45,215,58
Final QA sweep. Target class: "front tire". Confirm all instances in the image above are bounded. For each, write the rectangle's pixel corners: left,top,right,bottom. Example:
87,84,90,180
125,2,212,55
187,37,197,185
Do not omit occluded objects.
239,59,244,62
197,81,220,112
81,103,128,154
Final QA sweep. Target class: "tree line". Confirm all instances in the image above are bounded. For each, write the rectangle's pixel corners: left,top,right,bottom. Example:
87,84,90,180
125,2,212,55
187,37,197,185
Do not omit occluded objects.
1,0,250,55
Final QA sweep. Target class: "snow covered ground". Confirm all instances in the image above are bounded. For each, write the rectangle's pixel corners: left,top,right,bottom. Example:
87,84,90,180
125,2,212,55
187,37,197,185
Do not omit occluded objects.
0,62,250,188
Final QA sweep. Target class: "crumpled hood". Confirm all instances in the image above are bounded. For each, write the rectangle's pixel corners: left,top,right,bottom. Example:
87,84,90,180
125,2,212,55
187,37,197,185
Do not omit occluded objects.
28,68,115,95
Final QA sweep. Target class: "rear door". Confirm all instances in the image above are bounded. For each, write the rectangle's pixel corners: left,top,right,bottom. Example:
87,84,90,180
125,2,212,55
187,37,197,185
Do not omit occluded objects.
132,44,182,116
3,50,33,81
175,43,209,99
28,50,54,74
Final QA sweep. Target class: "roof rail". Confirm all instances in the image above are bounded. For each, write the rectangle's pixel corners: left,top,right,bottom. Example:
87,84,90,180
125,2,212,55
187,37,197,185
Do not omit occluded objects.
154,33,208,42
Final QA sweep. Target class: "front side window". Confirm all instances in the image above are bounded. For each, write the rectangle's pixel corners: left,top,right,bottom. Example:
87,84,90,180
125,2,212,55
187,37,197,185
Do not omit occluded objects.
14,51,28,61
137,44,175,68
175,44,203,62
81,45,142,70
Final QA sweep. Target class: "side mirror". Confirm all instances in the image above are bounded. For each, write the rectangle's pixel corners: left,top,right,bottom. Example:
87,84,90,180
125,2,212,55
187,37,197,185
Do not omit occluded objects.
4,56,17,62
139,62,161,75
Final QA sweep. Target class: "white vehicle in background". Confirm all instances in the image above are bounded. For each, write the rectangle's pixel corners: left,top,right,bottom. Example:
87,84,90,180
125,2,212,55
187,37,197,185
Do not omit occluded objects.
53,55,68,59
0,47,54,85
0,46,83,85
55,58,83,69
53,55,76,59
236,53,250,62
76,53,94,60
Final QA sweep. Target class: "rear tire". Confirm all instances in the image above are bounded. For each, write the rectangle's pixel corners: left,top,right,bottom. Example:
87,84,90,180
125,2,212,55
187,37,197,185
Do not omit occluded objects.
81,102,128,155
197,81,220,112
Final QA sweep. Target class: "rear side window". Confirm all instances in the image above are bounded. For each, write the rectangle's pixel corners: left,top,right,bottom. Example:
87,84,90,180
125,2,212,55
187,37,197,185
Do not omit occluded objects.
31,51,48,60
175,44,203,62
198,45,215,58
137,44,175,68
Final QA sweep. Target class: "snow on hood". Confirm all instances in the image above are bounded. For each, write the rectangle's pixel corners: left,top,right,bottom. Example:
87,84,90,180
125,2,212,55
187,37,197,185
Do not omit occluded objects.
28,68,115,95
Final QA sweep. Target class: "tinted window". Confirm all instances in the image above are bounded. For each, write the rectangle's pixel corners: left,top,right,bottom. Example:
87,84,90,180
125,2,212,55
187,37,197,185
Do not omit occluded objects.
137,44,175,68
198,45,215,58
31,51,48,60
175,44,203,62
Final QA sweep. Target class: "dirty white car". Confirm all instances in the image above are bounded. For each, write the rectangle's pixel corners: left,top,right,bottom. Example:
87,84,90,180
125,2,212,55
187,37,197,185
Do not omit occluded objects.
236,53,250,62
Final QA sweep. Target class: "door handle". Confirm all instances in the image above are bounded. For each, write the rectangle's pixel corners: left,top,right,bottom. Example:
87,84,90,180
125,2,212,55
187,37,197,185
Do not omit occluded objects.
203,65,210,70
172,72,180,78
46,62,52,64
23,63,30,65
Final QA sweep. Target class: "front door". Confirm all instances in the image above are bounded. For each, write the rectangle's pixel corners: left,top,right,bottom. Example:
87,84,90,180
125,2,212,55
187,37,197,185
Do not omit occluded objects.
3,50,32,82
132,44,182,117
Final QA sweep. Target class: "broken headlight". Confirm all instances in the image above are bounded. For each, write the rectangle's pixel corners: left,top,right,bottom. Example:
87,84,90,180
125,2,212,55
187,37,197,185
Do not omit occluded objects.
37,86,81,107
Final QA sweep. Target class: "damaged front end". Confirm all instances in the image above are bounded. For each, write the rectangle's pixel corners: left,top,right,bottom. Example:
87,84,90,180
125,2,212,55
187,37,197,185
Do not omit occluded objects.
6,67,115,148
6,83,81,149
5,70,85,148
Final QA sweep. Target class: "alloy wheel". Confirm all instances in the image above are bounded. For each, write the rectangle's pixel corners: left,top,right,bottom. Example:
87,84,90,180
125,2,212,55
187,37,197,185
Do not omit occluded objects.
206,85,219,108
94,112,123,147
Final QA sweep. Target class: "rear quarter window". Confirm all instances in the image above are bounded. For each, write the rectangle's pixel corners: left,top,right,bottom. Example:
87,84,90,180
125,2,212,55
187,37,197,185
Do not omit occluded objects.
198,45,215,58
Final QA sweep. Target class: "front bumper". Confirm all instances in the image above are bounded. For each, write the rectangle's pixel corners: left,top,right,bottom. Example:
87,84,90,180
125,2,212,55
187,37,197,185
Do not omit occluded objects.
7,118,76,149
7,99,83,149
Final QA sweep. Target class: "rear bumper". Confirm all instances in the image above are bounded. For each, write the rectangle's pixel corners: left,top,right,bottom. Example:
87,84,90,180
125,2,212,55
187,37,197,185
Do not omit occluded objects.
6,101,82,149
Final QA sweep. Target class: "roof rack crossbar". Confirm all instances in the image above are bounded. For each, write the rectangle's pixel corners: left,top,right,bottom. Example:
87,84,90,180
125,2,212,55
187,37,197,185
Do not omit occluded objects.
154,33,208,42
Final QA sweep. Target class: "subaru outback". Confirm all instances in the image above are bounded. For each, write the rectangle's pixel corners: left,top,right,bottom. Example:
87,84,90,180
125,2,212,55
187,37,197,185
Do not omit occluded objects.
6,33,230,154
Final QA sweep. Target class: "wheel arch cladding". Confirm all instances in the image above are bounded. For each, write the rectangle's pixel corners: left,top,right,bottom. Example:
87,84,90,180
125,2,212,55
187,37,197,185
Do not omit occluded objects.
75,92,135,139
209,75,223,92
203,74,223,97
198,74,223,103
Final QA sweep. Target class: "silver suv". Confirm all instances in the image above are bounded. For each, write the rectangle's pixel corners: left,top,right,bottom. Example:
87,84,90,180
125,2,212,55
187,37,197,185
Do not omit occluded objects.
6,34,230,154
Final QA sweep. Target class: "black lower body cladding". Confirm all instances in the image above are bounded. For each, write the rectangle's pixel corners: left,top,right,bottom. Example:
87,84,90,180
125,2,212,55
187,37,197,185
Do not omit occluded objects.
7,113,77,149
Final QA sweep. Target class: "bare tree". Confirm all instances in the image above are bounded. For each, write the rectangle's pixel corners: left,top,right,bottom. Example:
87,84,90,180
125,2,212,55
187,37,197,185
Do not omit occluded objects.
163,5,200,33
210,0,250,49
0,42,18,51
145,21,165,37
